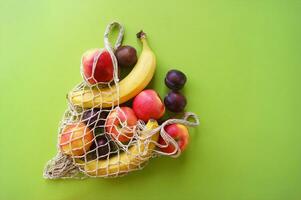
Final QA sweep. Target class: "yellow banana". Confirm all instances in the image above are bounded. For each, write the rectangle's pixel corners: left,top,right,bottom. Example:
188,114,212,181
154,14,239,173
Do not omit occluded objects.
79,120,159,177
68,32,156,108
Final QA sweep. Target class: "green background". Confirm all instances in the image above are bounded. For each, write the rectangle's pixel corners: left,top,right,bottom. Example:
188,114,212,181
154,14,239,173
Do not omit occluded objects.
0,0,300,200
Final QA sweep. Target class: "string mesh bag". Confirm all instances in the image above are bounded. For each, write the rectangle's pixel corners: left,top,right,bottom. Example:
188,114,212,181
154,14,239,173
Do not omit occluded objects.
43,22,200,179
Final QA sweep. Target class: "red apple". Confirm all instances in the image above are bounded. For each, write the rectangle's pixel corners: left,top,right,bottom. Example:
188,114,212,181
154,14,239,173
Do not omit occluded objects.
158,123,189,154
133,89,165,122
105,107,138,143
81,49,114,84
59,122,94,156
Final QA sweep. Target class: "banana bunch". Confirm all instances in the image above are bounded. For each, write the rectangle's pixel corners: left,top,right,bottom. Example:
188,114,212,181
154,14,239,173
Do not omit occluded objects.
76,120,159,177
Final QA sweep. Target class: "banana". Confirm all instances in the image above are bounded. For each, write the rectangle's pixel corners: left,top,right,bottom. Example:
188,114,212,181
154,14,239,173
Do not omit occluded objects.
68,31,156,108
79,120,159,177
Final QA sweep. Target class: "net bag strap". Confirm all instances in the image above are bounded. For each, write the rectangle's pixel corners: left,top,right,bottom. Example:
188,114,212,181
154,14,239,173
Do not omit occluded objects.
153,112,200,158
104,21,124,51
104,22,124,102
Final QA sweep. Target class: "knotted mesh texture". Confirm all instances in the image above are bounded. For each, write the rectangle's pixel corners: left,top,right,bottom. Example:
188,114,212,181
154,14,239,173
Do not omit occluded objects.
43,22,199,179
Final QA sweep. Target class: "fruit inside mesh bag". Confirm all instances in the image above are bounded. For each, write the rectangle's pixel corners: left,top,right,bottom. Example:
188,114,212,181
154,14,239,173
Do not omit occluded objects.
43,22,199,179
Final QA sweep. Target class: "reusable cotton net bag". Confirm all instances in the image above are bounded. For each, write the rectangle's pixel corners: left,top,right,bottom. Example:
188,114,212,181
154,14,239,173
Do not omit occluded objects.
43,22,199,179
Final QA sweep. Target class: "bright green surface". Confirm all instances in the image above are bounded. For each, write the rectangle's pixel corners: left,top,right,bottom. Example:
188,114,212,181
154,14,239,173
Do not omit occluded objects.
1,0,301,200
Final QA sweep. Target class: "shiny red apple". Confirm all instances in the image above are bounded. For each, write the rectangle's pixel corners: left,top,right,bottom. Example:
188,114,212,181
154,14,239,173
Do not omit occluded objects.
59,122,94,156
81,49,114,84
105,107,138,143
133,89,165,122
158,123,189,154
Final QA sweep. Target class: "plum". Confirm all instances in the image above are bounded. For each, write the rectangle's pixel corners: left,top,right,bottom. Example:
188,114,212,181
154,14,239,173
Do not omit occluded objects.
88,135,118,160
82,109,108,129
115,45,137,68
165,70,187,90
164,91,187,113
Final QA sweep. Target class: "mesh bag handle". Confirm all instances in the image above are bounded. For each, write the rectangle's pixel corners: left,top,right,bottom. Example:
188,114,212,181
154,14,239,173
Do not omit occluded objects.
152,112,200,158
104,21,124,51
103,21,124,101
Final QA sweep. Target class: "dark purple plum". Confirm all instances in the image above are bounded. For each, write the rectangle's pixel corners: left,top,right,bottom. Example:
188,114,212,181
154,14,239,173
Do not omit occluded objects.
164,91,187,113
88,135,118,160
115,45,138,68
94,136,109,159
165,69,187,90
82,109,108,129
